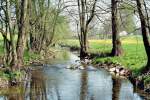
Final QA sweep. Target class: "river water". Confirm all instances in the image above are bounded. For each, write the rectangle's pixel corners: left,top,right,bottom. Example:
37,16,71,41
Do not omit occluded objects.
0,51,148,100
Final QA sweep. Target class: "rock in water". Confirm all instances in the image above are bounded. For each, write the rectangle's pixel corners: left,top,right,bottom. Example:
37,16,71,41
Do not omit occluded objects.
66,65,71,69
119,70,126,76
79,66,84,70
84,59,91,64
109,67,116,72
116,67,120,73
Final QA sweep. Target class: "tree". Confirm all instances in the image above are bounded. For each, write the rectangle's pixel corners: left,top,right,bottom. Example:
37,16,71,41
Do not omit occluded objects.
111,0,123,56
0,0,28,70
119,2,136,33
16,0,28,68
28,0,68,53
136,0,150,72
0,0,18,69
77,0,97,59
0,0,70,70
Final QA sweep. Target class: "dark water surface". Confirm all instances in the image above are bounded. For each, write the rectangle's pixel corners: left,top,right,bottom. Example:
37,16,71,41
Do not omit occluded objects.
0,52,148,100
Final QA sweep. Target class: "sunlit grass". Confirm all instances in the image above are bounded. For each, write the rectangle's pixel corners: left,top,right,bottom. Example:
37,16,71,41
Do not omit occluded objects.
62,36,147,75
66,36,143,45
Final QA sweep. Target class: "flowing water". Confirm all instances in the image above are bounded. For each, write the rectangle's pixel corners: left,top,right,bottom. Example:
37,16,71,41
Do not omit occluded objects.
0,51,148,100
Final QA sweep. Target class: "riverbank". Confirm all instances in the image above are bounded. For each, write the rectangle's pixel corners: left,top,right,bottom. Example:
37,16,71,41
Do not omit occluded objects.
0,47,62,88
61,36,146,74
60,36,150,94
0,51,147,99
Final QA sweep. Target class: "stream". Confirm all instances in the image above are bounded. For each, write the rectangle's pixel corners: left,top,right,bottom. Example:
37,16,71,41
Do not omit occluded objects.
0,51,148,100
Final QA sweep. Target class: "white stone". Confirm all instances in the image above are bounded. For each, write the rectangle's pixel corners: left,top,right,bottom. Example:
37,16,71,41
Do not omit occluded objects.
116,68,120,73
109,67,116,72
79,66,84,70
66,65,71,69
120,70,126,76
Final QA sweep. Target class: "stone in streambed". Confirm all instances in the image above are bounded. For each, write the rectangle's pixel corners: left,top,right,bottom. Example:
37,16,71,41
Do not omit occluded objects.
116,67,120,73
66,64,76,69
78,65,84,70
119,69,126,76
109,67,116,72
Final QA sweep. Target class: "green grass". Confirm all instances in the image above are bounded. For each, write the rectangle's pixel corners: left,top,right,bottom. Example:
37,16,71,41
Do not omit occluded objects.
24,50,41,65
62,36,147,75
92,44,146,74
0,37,40,80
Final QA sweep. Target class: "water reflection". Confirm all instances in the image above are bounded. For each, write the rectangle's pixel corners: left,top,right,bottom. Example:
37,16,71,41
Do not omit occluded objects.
30,70,47,100
0,52,147,100
80,71,88,100
6,94,24,100
112,78,121,100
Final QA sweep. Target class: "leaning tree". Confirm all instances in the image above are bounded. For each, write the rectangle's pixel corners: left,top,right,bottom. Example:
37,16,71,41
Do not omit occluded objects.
136,0,150,72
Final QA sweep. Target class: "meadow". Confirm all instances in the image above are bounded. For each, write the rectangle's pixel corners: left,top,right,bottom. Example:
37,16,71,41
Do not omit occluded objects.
0,34,148,77
62,36,147,75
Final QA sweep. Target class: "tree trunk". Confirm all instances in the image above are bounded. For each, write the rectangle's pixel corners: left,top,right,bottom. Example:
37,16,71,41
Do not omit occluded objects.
6,0,17,68
77,0,97,59
111,0,123,56
80,31,88,59
136,0,150,72
80,0,87,59
16,0,28,68
80,44,87,59
147,56,150,68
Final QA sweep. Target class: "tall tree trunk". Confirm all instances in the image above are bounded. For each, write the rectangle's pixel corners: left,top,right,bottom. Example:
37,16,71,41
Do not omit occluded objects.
80,32,88,59
77,0,97,59
16,0,28,68
111,0,123,56
80,0,87,59
6,0,17,68
136,0,150,72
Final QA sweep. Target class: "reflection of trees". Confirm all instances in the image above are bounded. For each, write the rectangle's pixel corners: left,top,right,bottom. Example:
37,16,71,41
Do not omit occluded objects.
30,70,47,100
80,71,88,100
5,82,28,100
6,94,24,100
55,85,61,100
112,78,121,100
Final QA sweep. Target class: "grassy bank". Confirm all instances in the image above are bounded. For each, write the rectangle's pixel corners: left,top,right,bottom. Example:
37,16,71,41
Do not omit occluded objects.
62,36,147,75
0,35,52,84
